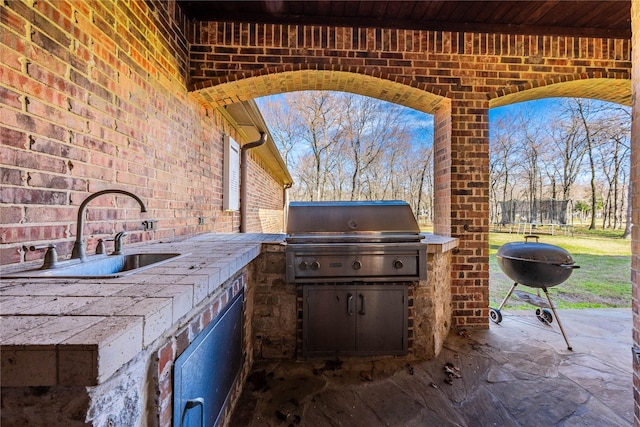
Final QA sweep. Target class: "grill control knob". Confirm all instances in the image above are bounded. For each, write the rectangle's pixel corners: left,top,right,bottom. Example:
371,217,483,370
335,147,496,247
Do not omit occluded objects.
393,259,404,269
311,261,320,270
299,261,308,270
352,260,362,270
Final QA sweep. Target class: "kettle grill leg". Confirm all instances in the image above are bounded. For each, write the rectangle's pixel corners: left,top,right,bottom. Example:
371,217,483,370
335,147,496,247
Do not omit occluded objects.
489,282,518,324
541,287,573,351
497,282,518,311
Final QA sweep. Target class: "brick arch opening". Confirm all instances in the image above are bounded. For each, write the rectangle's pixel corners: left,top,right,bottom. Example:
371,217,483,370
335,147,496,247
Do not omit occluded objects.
190,68,446,114
489,76,631,108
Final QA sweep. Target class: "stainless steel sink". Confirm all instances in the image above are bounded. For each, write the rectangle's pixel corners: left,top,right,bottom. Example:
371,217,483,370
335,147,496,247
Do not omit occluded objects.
3,253,190,279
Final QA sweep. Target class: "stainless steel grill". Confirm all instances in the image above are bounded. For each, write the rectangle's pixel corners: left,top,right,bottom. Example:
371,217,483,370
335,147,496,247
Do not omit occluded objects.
285,201,427,283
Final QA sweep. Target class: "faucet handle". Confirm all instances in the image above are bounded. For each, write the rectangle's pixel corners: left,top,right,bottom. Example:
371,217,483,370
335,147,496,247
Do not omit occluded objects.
113,231,128,255
95,238,111,255
28,244,59,269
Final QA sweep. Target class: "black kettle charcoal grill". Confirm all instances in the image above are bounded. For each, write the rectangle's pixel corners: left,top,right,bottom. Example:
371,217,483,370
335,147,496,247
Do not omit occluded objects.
490,235,580,350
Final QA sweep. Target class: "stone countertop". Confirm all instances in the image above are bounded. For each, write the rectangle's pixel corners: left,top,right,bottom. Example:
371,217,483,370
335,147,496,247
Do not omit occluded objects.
420,233,458,253
0,233,285,387
0,232,457,388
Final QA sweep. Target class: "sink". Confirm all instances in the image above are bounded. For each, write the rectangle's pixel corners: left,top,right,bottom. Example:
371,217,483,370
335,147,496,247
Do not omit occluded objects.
3,253,190,279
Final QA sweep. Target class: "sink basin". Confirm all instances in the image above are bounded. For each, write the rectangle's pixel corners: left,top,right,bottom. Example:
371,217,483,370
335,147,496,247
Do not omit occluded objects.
3,253,190,279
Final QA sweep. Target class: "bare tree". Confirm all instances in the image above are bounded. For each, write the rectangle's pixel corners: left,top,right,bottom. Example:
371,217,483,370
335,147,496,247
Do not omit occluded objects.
594,109,631,230
340,95,410,200
546,106,589,200
281,91,344,200
517,113,546,223
490,115,520,224
258,97,303,168
623,183,632,238
260,91,434,211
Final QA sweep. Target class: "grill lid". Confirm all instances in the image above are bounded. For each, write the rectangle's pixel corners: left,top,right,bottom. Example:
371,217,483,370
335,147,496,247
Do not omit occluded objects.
496,240,575,266
286,200,420,237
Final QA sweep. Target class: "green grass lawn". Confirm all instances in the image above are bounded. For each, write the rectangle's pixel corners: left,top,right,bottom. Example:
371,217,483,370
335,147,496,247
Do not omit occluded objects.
489,232,632,309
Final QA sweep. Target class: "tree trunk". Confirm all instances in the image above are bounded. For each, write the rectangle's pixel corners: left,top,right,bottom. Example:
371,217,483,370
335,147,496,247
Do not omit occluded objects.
623,183,632,239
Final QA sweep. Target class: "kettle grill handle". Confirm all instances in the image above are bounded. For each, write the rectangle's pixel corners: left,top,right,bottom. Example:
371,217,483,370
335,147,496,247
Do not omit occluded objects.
524,235,539,242
559,264,581,269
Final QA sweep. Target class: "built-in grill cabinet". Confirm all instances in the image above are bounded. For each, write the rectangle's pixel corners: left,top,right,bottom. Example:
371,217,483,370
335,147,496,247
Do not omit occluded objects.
285,201,425,357
303,284,408,357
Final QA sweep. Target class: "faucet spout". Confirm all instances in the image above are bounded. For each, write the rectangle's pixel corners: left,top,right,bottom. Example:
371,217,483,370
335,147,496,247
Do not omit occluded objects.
71,189,147,260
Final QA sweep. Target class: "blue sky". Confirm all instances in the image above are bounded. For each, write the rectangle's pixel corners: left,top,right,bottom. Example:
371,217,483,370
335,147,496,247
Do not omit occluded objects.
257,93,585,149
490,98,563,123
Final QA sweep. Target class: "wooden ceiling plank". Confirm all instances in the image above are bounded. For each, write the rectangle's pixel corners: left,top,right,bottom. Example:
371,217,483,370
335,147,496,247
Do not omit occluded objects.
520,0,563,24
386,1,414,20
176,0,631,38
356,1,376,18
460,1,503,23
571,3,618,28
499,1,553,24
315,0,333,18
339,0,359,18
538,1,585,26
369,0,389,19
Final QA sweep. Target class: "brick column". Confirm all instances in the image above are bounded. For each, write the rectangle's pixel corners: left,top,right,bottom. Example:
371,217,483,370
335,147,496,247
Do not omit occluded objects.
631,0,640,423
449,98,490,328
433,99,452,236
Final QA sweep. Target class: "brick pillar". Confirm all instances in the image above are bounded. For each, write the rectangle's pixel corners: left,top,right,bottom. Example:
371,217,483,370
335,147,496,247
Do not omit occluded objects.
449,98,490,328
433,98,452,236
631,0,640,423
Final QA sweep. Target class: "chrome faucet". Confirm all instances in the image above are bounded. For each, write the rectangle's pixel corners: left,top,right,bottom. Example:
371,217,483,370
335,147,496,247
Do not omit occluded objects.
71,189,147,260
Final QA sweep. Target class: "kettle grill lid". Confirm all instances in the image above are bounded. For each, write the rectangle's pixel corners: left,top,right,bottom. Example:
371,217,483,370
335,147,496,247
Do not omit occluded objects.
496,240,574,265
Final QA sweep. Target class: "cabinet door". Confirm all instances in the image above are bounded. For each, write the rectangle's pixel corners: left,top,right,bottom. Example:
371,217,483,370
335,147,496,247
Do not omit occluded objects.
356,286,407,355
304,286,356,356
174,291,244,427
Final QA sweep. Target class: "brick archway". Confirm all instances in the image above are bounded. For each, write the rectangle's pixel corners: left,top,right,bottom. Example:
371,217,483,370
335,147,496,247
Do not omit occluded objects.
490,76,631,108
191,68,446,114
188,22,631,328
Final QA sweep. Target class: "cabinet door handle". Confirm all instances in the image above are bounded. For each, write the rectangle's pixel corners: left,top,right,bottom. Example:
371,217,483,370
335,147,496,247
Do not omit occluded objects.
347,293,353,315
359,294,366,315
181,397,205,427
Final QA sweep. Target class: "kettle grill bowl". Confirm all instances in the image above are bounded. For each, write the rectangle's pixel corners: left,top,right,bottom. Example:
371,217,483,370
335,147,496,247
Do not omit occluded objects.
496,240,578,288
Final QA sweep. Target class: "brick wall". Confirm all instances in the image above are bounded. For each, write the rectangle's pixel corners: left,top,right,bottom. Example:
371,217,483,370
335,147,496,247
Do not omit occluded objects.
433,99,452,236
0,1,287,267
245,151,287,233
187,21,630,328
631,0,640,424
189,24,631,109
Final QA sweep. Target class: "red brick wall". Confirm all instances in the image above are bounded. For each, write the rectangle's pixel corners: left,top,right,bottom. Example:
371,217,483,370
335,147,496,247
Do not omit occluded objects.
187,21,631,329
245,151,286,233
189,24,631,109
433,99,452,236
631,0,640,423
449,98,490,327
0,1,286,266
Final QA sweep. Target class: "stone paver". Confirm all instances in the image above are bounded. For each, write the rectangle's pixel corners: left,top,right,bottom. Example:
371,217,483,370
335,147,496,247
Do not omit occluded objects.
230,308,632,426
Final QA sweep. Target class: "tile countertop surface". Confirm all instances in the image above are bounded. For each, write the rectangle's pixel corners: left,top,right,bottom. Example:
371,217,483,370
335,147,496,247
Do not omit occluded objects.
0,233,457,387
